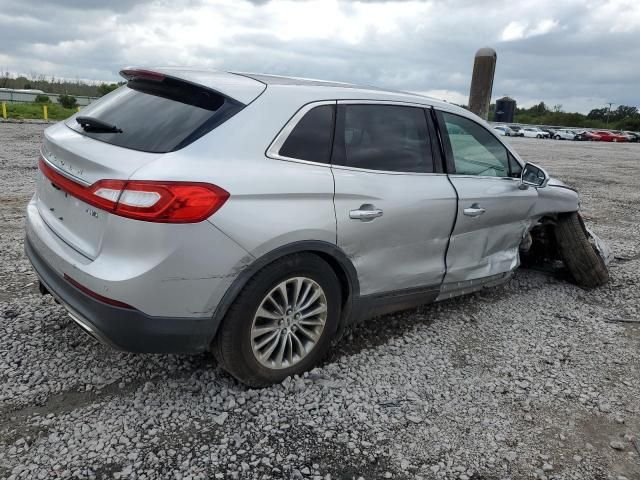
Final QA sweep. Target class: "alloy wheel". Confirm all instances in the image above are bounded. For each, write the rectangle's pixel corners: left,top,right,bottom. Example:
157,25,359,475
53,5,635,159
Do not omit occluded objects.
250,277,328,370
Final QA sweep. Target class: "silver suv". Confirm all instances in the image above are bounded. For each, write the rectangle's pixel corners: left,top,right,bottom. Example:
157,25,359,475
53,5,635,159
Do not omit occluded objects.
25,68,609,386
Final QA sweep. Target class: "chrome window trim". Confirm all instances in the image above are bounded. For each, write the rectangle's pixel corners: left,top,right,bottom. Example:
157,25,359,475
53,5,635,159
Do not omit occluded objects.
448,174,520,181
266,99,443,175
265,100,336,166
331,164,446,176
336,99,435,108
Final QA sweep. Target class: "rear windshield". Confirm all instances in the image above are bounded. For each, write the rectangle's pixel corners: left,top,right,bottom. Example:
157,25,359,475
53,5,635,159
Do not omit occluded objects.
66,76,243,153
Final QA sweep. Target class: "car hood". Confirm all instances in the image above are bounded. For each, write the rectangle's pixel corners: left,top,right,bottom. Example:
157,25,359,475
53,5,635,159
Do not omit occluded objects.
547,177,576,191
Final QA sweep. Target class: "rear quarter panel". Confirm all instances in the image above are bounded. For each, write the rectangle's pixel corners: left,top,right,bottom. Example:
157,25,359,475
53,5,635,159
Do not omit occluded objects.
129,86,338,261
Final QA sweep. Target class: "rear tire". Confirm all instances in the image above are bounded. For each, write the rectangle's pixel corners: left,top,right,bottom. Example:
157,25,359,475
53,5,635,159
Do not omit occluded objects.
537,134,542,138
554,212,609,288
554,135,561,140
212,253,341,387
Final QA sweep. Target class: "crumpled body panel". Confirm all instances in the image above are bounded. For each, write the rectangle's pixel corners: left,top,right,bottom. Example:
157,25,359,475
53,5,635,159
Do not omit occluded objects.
586,227,614,265
443,177,581,285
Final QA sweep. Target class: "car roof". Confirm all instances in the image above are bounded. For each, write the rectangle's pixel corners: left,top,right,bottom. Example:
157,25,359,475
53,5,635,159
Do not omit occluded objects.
129,66,466,114
235,71,460,109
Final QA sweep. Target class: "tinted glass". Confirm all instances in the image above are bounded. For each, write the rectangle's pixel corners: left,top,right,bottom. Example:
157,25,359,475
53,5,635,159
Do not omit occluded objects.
335,105,433,173
442,112,509,177
66,77,242,153
509,153,523,178
279,105,334,163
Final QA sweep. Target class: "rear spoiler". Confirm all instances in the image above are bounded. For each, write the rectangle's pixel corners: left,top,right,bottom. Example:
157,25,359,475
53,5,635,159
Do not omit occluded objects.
119,67,266,105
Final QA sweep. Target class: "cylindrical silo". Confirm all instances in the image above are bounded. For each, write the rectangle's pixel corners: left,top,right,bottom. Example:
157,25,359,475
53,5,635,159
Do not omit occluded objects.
494,96,516,123
468,47,497,120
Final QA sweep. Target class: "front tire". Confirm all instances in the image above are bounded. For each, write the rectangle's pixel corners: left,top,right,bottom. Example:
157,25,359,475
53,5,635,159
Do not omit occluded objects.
555,212,609,288
212,253,341,386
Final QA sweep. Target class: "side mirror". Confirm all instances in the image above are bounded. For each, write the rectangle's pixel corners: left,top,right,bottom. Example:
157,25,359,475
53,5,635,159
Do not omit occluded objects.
520,162,549,189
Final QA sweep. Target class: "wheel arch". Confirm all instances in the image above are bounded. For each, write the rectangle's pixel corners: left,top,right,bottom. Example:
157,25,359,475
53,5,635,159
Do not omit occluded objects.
208,240,359,343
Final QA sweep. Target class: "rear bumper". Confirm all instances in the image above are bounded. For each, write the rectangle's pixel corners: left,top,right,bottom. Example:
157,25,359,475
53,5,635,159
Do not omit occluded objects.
25,237,213,353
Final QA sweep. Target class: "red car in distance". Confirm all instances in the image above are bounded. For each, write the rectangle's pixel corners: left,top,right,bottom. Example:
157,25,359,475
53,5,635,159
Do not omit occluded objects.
592,130,629,142
576,130,602,141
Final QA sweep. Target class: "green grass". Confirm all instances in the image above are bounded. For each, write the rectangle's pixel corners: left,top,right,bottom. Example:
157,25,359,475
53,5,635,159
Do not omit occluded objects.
2,102,78,121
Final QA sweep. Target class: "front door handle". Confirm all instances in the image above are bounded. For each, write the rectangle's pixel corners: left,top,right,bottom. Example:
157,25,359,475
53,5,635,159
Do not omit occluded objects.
350,204,383,222
463,203,486,217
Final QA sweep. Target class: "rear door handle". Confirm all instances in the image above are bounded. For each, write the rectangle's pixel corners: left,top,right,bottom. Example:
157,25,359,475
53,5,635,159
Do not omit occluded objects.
463,203,486,217
350,204,383,222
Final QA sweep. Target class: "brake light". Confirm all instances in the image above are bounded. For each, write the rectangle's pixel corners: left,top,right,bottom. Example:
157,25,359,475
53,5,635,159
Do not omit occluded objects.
38,158,229,223
119,69,165,82
64,274,134,309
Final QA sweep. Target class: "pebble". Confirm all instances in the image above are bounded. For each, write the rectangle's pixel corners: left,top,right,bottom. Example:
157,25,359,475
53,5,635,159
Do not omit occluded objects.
1,128,638,480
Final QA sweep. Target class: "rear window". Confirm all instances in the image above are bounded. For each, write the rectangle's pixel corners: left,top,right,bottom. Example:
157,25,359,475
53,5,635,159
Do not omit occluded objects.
66,76,243,153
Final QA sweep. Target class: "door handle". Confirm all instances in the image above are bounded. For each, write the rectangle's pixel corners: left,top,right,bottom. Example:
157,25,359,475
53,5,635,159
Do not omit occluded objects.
349,204,383,222
463,203,486,217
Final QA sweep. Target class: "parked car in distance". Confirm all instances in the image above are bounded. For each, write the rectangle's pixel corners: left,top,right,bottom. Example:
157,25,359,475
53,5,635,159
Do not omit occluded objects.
592,130,628,142
575,130,601,141
493,125,514,136
624,131,640,142
24,67,610,386
614,131,638,142
508,125,525,137
540,128,556,138
554,129,578,140
522,127,550,139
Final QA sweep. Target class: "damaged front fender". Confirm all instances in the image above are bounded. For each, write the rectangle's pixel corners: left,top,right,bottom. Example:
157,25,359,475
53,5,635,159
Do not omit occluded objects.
530,177,580,218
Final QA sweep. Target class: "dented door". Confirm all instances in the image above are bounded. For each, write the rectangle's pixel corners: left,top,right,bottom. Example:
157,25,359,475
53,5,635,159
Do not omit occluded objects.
333,170,457,295
436,110,539,284
443,176,537,283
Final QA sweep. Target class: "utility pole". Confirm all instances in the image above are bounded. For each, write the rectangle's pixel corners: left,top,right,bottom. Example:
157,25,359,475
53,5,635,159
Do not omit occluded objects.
605,102,614,125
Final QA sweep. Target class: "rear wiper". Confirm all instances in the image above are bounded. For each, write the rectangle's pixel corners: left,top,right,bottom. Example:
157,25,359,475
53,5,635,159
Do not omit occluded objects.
76,116,122,133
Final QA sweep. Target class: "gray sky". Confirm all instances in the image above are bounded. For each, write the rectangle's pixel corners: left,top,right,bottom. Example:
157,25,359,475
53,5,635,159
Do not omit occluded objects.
1,0,638,112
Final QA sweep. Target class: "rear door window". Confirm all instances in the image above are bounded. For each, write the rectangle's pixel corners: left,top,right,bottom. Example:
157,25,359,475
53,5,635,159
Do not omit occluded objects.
279,105,335,163
66,76,243,153
332,104,434,173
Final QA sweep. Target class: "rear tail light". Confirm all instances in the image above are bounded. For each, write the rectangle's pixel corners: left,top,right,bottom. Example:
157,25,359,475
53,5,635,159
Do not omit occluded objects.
39,158,229,223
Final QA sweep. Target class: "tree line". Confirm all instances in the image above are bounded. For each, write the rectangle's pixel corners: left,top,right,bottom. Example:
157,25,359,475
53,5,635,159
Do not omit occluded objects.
0,69,122,97
489,101,640,131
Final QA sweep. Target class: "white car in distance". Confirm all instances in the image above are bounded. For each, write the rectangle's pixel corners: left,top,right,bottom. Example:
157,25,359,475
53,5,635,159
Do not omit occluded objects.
554,129,578,140
522,127,550,139
493,125,515,136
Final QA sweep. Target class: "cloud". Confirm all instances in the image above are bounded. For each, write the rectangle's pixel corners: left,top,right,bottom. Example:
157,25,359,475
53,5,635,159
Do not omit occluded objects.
0,0,638,113
501,19,559,41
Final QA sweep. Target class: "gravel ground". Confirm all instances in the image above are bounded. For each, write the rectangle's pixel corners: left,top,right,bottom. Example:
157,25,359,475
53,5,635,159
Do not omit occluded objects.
1,123,639,480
